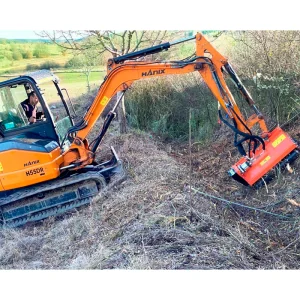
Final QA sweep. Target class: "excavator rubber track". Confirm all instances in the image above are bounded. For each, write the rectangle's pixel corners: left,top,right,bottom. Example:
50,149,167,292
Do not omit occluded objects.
0,147,124,228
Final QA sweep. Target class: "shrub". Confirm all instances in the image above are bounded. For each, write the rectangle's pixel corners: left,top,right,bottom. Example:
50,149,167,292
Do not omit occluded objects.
126,74,218,141
12,50,23,60
65,56,83,69
2,50,13,60
26,64,38,71
23,50,33,59
33,43,50,58
39,60,61,69
0,56,13,68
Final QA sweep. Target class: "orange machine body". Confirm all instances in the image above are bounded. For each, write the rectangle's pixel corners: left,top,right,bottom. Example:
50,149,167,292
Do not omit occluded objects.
230,127,298,186
0,146,63,191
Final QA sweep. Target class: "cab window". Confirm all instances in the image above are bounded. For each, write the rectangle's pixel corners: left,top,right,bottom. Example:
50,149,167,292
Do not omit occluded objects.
0,85,29,131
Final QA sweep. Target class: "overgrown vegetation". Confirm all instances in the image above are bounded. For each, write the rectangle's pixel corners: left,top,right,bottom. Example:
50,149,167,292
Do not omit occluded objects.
0,120,299,270
125,31,300,142
126,74,218,141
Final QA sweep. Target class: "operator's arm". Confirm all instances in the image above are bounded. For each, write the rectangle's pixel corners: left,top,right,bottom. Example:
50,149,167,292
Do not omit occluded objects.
21,100,36,123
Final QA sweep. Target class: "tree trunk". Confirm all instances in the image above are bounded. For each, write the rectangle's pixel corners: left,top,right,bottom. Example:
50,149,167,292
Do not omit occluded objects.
116,91,127,134
112,51,127,134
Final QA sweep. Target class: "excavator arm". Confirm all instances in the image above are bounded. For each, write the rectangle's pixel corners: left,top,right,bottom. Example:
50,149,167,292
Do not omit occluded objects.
61,32,299,187
73,33,266,141
62,32,297,189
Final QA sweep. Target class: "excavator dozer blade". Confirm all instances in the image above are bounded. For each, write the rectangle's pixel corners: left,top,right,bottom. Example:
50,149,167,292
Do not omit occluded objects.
228,127,299,188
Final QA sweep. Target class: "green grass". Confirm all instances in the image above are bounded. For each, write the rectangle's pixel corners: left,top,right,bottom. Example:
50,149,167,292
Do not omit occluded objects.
0,71,106,102
56,71,105,84
0,40,107,99
0,55,71,74
56,72,105,99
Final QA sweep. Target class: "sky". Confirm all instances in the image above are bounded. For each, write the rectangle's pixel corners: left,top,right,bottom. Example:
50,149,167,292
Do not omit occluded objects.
0,30,44,39
0,0,299,39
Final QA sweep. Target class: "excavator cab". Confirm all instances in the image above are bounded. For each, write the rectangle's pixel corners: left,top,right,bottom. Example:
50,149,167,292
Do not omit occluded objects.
0,70,78,193
0,70,74,149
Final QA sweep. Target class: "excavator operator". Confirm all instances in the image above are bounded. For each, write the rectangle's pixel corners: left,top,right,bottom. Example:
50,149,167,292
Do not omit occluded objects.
21,91,44,123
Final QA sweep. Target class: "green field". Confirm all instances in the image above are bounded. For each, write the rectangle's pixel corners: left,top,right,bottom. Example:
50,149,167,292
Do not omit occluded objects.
54,71,106,99
0,55,70,74
0,39,108,99
0,71,106,101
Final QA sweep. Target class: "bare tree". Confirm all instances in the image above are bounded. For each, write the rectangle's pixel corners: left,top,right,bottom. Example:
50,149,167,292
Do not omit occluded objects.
66,48,101,93
229,30,300,77
37,30,181,133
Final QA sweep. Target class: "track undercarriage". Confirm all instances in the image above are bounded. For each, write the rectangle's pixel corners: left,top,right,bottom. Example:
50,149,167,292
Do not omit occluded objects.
0,147,124,228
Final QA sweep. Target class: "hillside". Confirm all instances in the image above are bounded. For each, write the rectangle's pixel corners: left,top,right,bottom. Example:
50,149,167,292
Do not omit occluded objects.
0,117,299,269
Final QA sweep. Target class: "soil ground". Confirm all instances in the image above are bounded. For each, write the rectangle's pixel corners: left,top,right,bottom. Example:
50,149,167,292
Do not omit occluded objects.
0,116,299,269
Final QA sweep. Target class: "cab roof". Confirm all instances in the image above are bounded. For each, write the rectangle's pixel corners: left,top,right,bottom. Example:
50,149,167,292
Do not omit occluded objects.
24,69,59,84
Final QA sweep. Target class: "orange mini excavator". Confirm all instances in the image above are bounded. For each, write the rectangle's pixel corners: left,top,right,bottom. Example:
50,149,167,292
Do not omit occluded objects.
0,32,298,227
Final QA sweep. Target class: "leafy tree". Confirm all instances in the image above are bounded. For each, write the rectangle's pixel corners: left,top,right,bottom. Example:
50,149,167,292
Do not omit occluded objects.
33,43,50,58
9,43,16,51
3,50,13,60
12,50,22,60
65,49,101,93
65,56,82,68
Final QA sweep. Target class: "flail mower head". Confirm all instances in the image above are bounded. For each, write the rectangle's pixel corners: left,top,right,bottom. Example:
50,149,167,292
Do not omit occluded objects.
228,126,299,188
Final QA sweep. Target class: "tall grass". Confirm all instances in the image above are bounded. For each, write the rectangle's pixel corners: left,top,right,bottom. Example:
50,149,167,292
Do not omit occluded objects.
125,72,300,142
226,75,300,129
126,74,219,142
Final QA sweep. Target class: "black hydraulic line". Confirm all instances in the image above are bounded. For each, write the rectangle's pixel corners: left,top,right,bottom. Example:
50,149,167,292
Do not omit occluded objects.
90,111,116,153
231,106,252,135
113,43,172,64
67,119,88,134
218,110,264,147
90,91,126,153
224,62,255,106
113,35,195,64
59,118,88,148
204,58,266,156
204,59,255,137
219,110,265,156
